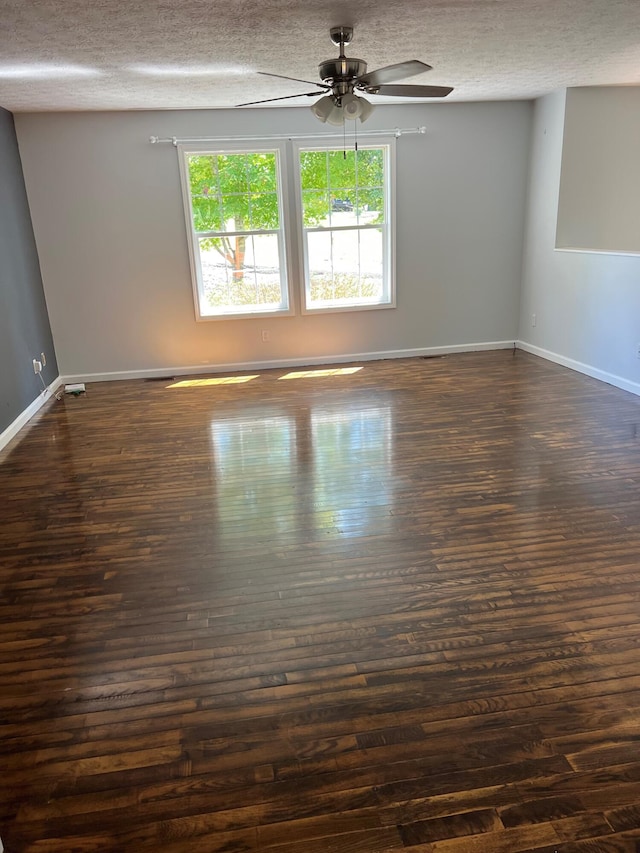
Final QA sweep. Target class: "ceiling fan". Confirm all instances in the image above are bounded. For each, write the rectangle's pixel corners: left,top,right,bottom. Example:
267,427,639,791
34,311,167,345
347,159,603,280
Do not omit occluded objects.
237,26,453,125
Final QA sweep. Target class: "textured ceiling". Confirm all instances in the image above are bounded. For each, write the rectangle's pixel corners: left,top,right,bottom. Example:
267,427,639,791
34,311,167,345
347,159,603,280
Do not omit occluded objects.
1,0,640,112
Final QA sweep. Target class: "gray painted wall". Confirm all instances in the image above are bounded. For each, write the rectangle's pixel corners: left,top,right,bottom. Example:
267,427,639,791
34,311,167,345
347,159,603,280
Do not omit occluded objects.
0,107,57,434
519,89,640,394
14,101,531,379
557,87,640,254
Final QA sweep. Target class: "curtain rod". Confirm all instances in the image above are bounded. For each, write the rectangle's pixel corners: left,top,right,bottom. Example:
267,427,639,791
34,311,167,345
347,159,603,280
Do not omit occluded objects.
149,126,426,145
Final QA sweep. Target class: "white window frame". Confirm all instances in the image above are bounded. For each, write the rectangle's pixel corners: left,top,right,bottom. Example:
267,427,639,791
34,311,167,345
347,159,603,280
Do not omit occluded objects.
292,137,396,315
177,141,294,322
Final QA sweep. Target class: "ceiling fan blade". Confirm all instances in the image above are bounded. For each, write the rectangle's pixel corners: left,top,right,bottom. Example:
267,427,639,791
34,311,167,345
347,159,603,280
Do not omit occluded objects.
258,71,330,89
237,90,328,107
356,60,432,88
371,84,453,98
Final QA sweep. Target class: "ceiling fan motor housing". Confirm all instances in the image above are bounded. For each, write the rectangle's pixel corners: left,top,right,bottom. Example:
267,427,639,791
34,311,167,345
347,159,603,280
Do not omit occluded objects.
319,58,368,95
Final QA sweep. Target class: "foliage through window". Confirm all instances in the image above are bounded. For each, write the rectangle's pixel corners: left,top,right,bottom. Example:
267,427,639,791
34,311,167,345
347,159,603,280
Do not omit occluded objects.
296,143,394,312
179,138,394,320
180,145,289,319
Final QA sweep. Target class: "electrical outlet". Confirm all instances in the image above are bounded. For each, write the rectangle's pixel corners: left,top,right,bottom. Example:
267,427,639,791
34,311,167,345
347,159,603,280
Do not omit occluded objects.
531,313,537,327
40,352,47,367
32,359,42,374
261,330,270,342
636,342,640,359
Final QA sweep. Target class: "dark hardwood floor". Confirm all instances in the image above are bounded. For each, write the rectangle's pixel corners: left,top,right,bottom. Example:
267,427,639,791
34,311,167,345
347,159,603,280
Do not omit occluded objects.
2,351,640,852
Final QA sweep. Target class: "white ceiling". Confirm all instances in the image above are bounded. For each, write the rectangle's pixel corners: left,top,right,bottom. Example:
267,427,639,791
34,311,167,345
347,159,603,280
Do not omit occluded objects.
1,0,640,112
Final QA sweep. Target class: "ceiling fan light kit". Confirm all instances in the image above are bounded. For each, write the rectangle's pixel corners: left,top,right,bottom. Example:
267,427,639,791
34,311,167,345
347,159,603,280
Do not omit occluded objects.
310,94,343,124
312,92,373,125
340,93,373,122
239,25,453,124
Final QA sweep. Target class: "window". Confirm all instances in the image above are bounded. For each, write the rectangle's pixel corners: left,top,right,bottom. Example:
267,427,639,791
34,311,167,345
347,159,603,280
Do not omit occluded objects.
178,137,395,320
179,144,291,320
295,142,395,312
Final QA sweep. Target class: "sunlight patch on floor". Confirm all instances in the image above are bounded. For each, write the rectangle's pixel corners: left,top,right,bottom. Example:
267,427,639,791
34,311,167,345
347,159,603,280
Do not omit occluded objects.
279,367,363,380
167,376,258,388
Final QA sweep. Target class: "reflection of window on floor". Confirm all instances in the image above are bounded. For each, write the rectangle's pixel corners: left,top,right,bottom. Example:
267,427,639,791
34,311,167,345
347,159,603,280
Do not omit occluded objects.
209,406,392,541
311,408,392,537
210,415,295,533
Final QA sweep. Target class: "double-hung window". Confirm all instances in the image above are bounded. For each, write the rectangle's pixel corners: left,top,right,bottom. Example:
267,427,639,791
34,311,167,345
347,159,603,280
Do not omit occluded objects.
178,137,395,320
179,143,291,320
294,141,395,312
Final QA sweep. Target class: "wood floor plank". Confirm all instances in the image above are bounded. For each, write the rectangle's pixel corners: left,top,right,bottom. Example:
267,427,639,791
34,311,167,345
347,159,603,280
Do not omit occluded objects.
2,351,640,850
397,807,502,844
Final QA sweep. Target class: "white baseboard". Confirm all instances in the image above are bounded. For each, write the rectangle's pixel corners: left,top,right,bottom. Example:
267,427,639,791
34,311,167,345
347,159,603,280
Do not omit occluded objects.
0,377,63,455
61,340,516,384
517,340,640,397
5,342,637,455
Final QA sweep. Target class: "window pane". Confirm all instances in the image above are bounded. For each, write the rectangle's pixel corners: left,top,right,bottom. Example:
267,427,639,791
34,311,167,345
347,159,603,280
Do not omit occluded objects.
187,154,216,199
307,230,333,299
191,194,222,233
246,153,278,192
204,154,282,232
216,154,248,194
356,189,385,224
198,233,284,314
221,193,250,231
328,149,356,192
355,148,384,188
307,228,384,306
330,196,355,226
300,151,328,190
302,190,330,227
249,192,280,231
